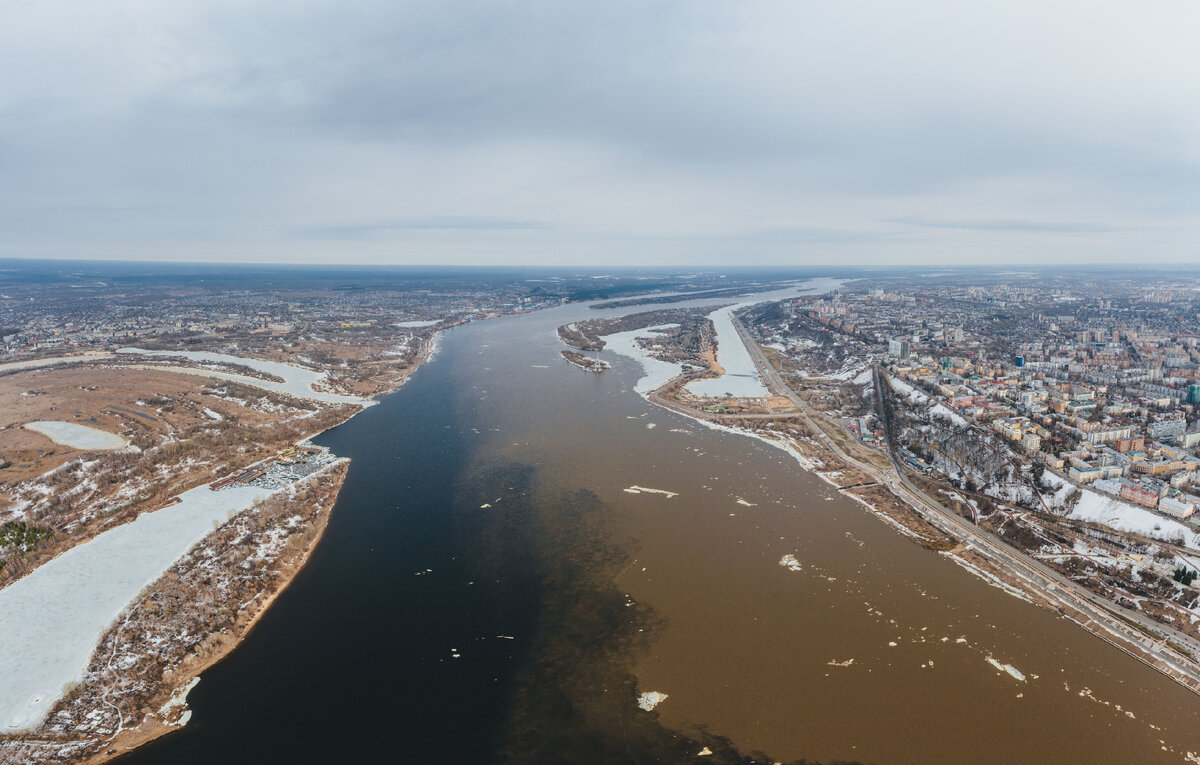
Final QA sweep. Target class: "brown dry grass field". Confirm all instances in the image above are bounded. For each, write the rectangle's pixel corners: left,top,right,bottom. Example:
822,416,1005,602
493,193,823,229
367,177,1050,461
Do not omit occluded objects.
0,361,359,586
0,366,294,489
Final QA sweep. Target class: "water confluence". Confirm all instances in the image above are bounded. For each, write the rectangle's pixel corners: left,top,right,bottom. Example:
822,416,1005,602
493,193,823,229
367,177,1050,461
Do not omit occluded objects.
121,283,1200,764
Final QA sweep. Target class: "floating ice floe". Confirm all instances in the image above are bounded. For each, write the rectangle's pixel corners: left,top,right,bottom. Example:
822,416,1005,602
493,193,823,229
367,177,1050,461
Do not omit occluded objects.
827,658,855,667
736,498,756,507
623,486,679,498
985,656,1026,681
637,691,669,711
779,554,802,572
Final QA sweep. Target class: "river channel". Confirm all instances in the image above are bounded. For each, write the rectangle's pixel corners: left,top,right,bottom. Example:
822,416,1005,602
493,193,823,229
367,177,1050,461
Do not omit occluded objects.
123,284,1200,764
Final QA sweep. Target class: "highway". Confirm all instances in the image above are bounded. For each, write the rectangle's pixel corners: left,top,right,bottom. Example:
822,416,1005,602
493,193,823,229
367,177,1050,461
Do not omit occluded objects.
726,314,1200,691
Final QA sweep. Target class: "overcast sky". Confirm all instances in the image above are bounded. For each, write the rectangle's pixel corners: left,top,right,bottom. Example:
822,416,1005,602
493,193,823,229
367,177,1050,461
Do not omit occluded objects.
2,1,1198,266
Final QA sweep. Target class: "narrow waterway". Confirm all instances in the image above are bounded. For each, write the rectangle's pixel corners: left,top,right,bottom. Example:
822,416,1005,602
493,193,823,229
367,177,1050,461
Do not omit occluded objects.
123,286,1200,764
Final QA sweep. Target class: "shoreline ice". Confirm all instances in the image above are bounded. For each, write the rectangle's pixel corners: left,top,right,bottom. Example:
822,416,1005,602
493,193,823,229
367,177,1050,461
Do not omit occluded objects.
117,348,371,406
0,482,277,730
686,278,846,399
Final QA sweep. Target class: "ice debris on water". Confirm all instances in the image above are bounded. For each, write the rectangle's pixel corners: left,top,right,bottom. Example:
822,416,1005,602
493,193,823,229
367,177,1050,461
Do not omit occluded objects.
985,656,1025,681
779,554,802,572
637,691,668,711
624,486,679,497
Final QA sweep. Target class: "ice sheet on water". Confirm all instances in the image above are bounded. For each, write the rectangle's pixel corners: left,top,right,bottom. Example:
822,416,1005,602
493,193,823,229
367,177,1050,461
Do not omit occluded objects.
637,691,668,711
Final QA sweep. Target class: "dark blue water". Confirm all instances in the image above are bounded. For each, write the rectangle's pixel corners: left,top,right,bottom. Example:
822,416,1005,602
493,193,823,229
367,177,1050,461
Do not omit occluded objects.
120,323,537,763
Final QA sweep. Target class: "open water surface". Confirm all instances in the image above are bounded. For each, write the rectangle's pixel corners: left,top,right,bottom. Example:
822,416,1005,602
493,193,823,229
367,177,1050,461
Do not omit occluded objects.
123,288,1200,764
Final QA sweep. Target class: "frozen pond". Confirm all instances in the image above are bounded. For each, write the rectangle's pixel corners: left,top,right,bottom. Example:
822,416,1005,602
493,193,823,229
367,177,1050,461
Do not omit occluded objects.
24,421,126,450
0,353,115,373
686,278,845,399
686,303,770,398
117,349,370,406
600,324,683,394
0,482,277,730
394,320,441,328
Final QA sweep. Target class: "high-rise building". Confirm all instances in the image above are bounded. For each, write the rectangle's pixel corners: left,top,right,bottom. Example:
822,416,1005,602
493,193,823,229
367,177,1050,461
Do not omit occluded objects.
888,339,910,359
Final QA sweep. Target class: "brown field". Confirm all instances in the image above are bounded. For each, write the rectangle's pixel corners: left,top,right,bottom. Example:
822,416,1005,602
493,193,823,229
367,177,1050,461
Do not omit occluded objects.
0,366,305,490
0,362,359,587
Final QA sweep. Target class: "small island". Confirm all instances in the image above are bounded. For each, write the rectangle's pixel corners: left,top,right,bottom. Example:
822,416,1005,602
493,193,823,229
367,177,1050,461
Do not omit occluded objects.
560,349,610,373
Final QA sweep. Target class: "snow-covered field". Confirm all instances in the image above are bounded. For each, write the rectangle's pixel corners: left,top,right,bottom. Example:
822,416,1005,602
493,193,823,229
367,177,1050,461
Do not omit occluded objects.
889,376,930,403
24,421,126,450
931,403,968,427
600,324,685,394
117,348,370,406
1069,488,1200,550
0,482,276,730
686,277,845,399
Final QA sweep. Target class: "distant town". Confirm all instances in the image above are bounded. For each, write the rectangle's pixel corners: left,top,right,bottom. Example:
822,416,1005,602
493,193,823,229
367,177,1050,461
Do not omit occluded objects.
780,273,1200,520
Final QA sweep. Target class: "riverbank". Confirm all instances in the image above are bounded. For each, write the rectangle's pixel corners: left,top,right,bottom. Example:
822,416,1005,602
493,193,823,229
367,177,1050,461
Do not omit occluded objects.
0,329,446,762
80,461,348,765
0,460,349,763
636,325,1200,708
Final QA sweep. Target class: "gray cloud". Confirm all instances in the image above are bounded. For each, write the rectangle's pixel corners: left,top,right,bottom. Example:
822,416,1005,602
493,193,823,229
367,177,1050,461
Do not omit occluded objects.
892,218,1123,234
1,1,1198,265
300,217,549,240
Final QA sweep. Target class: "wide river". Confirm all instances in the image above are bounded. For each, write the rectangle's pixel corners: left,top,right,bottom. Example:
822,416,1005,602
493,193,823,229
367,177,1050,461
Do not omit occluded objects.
123,286,1200,764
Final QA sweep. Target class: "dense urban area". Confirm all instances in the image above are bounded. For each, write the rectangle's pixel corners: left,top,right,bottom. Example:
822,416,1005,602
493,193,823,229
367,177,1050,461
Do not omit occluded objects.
741,270,1200,650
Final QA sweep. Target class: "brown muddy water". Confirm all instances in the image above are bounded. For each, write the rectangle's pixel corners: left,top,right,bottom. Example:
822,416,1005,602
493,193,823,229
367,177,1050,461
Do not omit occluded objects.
125,286,1200,764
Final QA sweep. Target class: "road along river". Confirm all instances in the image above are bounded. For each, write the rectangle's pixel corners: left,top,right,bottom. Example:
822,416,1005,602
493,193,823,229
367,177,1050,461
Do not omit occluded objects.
122,283,1200,764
